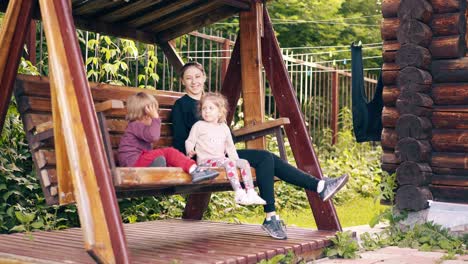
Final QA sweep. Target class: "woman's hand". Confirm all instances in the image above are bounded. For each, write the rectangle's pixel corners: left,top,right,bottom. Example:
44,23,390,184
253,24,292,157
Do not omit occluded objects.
145,104,159,119
187,150,196,158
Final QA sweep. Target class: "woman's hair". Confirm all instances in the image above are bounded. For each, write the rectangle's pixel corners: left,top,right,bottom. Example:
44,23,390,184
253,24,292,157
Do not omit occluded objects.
125,92,159,121
199,92,228,124
179,61,206,78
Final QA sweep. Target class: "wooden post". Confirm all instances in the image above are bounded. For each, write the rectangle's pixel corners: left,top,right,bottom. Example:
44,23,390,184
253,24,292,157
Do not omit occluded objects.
239,0,265,150
262,6,341,231
0,0,35,132
331,71,339,145
38,0,130,263
25,20,37,64
220,39,231,83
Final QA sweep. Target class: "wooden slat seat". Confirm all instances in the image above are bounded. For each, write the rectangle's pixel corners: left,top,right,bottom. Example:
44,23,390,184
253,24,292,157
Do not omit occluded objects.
15,74,290,204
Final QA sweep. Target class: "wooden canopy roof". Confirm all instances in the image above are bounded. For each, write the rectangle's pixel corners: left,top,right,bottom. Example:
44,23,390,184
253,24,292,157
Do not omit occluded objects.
0,0,251,44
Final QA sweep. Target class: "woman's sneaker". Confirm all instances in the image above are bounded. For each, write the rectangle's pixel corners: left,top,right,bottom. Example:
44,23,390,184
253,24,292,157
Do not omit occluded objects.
244,189,266,205
262,216,287,240
319,174,349,202
191,167,219,183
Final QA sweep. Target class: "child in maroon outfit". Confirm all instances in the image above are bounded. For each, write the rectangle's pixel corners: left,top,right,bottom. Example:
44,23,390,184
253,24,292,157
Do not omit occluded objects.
118,92,218,183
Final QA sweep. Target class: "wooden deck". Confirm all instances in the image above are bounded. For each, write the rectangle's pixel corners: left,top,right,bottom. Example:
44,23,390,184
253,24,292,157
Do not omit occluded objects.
0,219,335,264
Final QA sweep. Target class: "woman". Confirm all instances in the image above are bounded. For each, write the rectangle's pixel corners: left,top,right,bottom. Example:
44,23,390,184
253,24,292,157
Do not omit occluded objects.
171,61,348,240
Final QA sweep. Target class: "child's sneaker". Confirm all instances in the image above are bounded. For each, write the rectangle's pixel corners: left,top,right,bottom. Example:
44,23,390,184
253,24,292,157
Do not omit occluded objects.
234,189,248,205
319,174,349,202
191,167,219,183
149,156,166,167
245,189,266,205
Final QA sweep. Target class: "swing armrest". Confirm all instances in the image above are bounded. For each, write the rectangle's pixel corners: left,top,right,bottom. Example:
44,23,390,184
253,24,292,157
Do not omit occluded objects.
95,99,125,113
232,117,290,142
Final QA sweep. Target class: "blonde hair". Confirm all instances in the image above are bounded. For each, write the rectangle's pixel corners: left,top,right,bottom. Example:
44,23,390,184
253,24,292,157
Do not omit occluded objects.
199,92,228,124
125,92,159,121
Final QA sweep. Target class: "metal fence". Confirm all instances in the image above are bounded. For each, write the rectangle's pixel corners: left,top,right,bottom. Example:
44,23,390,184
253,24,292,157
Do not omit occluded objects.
28,23,378,145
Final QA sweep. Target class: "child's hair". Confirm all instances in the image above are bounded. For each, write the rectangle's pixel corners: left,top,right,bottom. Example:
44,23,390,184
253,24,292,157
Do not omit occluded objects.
199,92,228,123
125,92,159,121
179,61,206,78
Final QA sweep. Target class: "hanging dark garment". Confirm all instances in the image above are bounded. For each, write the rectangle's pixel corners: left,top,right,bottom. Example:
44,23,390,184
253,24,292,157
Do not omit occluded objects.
351,43,383,142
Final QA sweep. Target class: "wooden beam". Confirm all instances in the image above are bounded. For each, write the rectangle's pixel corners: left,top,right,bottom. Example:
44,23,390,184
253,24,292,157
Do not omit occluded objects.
261,6,341,231
159,41,184,72
50,68,75,206
100,0,164,23
157,6,236,42
239,0,265,150
0,0,35,132
147,1,221,32
127,0,201,28
39,0,130,263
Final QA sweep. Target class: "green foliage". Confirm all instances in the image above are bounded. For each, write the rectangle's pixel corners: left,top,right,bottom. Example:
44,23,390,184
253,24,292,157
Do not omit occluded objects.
78,33,159,86
316,108,387,204
361,209,467,255
0,102,79,234
119,196,185,223
324,231,360,259
257,250,304,264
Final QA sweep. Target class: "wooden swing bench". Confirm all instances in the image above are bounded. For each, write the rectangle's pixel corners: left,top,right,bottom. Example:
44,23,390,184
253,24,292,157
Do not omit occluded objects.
15,74,290,205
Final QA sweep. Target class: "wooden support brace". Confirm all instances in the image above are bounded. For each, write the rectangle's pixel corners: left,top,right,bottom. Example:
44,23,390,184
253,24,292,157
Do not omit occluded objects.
261,6,342,231
38,0,130,263
0,0,35,131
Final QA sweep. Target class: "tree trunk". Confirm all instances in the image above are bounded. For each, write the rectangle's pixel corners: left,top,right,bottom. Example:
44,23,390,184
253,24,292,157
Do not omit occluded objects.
431,0,466,14
431,129,468,152
382,128,398,150
396,185,432,211
432,57,468,83
397,19,432,47
382,106,399,127
383,63,400,85
382,0,400,18
430,35,465,59
396,44,431,70
398,0,433,23
397,161,432,186
395,138,431,162
396,114,432,139
432,83,468,105
381,18,400,41
431,12,465,36
397,66,432,93
432,111,468,129
383,85,400,106
396,91,433,116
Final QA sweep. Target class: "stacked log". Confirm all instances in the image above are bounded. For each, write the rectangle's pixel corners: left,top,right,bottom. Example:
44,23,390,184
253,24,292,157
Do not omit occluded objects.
383,0,434,211
381,0,468,206
428,0,468,203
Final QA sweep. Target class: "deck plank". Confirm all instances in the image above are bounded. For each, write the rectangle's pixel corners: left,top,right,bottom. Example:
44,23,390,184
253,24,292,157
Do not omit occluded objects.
0,219,334,263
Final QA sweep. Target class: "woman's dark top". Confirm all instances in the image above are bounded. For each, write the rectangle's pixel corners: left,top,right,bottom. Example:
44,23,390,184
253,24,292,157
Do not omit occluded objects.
171,94,200,154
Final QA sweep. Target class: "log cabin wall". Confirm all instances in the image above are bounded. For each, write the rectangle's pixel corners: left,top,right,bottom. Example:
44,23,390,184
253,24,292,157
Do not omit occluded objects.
381,0,468,209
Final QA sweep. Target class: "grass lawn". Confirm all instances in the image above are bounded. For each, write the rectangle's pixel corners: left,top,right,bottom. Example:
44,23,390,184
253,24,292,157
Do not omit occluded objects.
219,197,388,228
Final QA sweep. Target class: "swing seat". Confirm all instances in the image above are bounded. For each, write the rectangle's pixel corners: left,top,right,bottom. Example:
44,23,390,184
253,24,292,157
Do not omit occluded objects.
15,74,290,204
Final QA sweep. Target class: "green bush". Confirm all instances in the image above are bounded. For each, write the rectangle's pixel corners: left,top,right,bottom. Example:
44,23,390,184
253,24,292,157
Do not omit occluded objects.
0,102,79,233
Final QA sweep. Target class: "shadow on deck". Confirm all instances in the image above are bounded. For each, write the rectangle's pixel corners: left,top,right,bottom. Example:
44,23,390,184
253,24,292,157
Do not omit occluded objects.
0,219,335,263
